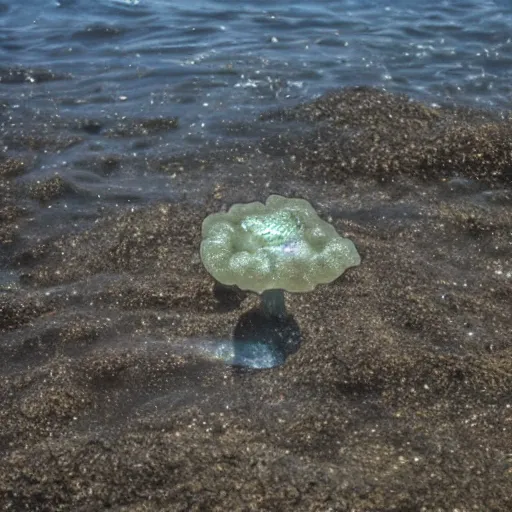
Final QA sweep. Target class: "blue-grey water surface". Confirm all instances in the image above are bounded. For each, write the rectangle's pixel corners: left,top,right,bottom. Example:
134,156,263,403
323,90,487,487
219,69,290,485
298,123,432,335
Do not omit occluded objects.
2,0,512,216
3,0,512,120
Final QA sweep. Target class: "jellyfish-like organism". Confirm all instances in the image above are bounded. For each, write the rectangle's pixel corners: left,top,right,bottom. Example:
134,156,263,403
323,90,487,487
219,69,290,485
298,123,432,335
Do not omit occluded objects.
200,195,361,318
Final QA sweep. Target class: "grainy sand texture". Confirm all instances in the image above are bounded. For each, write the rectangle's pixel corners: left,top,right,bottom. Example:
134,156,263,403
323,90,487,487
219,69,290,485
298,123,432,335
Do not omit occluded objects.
1,88,511,511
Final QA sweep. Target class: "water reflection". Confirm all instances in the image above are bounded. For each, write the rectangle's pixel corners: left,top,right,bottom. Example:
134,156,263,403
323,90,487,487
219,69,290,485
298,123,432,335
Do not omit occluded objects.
195,307,301,369
232,308,301,368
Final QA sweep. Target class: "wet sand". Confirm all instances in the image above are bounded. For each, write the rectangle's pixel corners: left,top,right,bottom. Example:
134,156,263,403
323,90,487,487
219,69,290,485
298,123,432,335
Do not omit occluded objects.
1,88,511,511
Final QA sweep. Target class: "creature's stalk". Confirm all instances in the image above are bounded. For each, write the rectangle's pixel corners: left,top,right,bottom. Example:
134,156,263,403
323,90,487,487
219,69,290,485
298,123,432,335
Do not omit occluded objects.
260,289,287,318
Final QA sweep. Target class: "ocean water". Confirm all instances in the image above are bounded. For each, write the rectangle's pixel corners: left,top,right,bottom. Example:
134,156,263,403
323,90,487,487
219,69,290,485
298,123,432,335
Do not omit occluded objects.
2,0,512,122
2,0,511,208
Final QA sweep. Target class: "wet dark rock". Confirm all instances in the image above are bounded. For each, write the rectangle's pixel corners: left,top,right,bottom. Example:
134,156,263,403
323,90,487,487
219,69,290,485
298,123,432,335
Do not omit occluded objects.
0,204,23,245
3,131,82,152
0,158,30,245
74,154,122,175
27,175,73,202
0,296,53,331
79,119,103,135
106,117,179,138
0,66,71,84
0,157,27,178
71,23,127,41
212,282,247,312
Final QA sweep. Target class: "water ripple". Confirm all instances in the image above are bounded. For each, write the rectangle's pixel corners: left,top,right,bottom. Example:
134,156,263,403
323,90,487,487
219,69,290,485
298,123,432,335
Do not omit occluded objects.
1,0,511,113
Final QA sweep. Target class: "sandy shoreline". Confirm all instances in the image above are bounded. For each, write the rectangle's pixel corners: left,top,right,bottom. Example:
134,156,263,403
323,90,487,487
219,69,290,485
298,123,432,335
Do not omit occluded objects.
1,88,511,510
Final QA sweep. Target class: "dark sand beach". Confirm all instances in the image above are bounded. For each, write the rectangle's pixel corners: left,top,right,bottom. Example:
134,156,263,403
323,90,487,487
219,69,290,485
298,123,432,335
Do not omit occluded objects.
1,88,512,510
